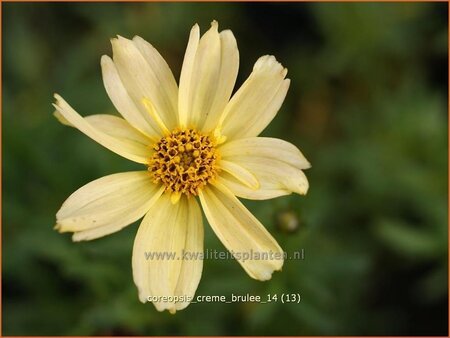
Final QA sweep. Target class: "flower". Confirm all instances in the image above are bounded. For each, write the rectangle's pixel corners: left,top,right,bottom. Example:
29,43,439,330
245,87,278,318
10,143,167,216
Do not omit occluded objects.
53,21,310,314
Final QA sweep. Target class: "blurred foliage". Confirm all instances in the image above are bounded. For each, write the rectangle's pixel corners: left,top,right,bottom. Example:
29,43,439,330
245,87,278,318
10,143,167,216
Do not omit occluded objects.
2,2,448,336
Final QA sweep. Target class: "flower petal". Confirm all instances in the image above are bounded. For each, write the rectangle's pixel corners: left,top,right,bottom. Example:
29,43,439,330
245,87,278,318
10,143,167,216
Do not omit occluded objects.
56,171,164,241
218,137,309,200
85,114,154,149
178,21,239,131
55,112,153,148
178,24,199,127
218,172,290,200
220,137,311,170
219,159,259,189
199,183,283,281
218,157,309,201
111,36,178,133
53,94,152,164
173,197,204,311
133,194,203,313
101,55,159,138
219,55,289,140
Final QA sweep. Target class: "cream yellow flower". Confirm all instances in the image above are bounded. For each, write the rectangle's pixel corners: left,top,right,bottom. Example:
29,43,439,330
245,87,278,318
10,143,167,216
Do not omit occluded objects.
53,21,310,313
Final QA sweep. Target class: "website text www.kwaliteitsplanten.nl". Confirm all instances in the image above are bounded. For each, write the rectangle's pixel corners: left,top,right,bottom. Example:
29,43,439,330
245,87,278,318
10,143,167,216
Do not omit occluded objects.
143,249,305,262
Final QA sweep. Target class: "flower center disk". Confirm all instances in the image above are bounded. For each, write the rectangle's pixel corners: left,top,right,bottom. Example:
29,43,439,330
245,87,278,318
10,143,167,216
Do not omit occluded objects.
149,128,220,196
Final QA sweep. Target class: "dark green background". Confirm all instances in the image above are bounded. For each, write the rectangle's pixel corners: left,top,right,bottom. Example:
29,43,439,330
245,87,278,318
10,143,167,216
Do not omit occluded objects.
2,2,448,336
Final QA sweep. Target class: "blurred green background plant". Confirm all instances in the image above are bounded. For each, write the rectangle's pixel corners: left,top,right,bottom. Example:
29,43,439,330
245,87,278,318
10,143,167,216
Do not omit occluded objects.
2,2,448,336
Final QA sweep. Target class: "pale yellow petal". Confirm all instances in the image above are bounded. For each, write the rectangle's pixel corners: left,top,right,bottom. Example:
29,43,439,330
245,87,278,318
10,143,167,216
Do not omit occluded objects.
56,171,163,241
111,36,178,133
220,137,311,170
174,197,204,311
178,21,239,130
199,183,283,281
220,157,309,200
218,137,310,199
219,160,259,189
85,114,154,149
101,55,159,138
132,36,179,103
56,112,153,147
178,24,200,127
200,29,239,132
53,94,152,164
53,110,71,126
219,55,289,140
218,172,290,200
132,194,203,313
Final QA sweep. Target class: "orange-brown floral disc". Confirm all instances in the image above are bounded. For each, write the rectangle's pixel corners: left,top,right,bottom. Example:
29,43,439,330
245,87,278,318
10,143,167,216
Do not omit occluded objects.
149,128,220,196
